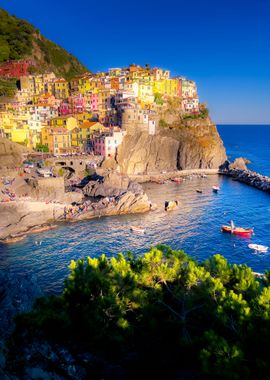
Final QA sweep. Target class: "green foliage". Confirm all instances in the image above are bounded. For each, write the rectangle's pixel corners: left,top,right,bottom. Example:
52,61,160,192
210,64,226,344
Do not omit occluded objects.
0,36,10,61
159,118,168,128
0,77,17,97
9,247,270,379
0,8,88,80
154,92,164,105
35,144,49,152
35,37,87,80
0,9,34,61
182,103,209,120
58,167,65,176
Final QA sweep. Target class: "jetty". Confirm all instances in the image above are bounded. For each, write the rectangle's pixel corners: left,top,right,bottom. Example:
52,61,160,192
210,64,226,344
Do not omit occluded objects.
220,168,270,193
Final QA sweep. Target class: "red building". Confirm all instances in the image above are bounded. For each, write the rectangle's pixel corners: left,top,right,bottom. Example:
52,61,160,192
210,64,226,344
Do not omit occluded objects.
0,60,31,78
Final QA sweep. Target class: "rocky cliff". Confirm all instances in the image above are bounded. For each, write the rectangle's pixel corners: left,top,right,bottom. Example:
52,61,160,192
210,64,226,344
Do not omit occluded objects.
0,137,27,170
116,117,226,176
83,171,143,197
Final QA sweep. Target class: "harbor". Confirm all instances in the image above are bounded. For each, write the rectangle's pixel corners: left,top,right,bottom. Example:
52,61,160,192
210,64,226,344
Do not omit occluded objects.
1,173,269,295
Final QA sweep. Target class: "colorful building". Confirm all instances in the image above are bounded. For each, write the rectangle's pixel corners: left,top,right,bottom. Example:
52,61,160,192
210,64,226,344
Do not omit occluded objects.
41,126,71,154
181,79,197,99
53,79,69,99
50,116,78,131
71,121,106,151
93,130,126,158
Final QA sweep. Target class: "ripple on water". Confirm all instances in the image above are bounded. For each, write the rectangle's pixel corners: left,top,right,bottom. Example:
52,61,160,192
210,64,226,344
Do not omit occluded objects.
0,175,269,294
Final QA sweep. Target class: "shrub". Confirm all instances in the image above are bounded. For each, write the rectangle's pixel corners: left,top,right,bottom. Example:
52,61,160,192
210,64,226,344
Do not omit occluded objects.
8,246,270,379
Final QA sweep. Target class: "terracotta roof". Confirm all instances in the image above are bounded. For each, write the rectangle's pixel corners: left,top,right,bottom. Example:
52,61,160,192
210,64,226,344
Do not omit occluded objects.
54,79,67,83
80,121,99,128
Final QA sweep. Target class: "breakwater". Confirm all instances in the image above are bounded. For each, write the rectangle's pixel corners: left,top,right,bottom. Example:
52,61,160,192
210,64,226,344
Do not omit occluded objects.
128,168,219,183
220,169,270,193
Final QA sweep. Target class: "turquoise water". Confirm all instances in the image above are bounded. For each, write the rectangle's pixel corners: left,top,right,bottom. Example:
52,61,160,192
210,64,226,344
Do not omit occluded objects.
0,125,269,294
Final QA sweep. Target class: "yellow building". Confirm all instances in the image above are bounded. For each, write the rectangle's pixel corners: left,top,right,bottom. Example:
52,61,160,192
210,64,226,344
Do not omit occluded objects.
51,116,78,131
75,112,93,124
153,79,179,97
2,123,30,147
138,81,154,103
11,127,30,145
54,79,69,99
41,126,71,154
77,73,93,94
71,121,106,150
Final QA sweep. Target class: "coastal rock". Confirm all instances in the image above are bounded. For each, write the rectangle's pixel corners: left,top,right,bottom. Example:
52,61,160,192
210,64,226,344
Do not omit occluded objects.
221,168,270,193
83,172,143,197
0,138,27,171
0,201,65,240
0,176,150,241
112,191,150,214
116,117,226,175
229,157,248,171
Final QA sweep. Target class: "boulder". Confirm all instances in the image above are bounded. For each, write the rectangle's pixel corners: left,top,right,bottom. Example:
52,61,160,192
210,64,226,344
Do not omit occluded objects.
229,157,248,171
83,172,143,197
0,138,28,170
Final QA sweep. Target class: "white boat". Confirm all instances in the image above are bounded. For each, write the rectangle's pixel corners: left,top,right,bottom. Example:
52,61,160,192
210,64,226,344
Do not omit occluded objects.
130,225,145,234
212,185,220,192
248,244,268,253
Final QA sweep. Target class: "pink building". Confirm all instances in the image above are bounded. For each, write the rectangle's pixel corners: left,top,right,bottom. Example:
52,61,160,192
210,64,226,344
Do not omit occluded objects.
93,130,126,158
91,93,98,112
59,101,70,116
68,95,86,114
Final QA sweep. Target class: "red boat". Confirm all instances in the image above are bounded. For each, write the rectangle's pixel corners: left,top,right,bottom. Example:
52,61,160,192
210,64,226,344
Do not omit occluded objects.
172,177,182,183
221,225,253,237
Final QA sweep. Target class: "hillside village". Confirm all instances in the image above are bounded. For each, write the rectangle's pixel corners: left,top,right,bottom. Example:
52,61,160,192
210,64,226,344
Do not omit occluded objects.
0,62,200,158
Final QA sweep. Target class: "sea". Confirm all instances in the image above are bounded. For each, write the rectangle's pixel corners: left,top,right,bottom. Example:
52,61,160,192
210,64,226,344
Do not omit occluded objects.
0,125,269,294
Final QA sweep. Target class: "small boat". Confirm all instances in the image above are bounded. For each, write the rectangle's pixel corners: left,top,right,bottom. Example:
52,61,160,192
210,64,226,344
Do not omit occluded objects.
212,185,220,192
221,225,253,237
248,244,268,253
196,189,203,193
130,225,145,234
172,177,182,183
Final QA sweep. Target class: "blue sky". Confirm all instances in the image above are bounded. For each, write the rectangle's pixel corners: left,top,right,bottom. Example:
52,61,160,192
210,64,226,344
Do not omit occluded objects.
1,0,270,123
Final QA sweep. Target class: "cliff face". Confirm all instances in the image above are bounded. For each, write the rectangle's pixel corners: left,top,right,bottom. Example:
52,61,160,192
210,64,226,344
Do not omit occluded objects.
116,117,227,175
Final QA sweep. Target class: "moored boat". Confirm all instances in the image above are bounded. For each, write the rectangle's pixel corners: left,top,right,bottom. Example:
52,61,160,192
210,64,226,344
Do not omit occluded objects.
248,244,268,253
130,225,145,234
212,185,220,192
172,177,182,183
221,225,253,237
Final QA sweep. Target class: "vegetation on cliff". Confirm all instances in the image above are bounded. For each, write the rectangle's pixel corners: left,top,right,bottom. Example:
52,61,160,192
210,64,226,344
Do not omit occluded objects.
7,246,270,379
0,77,17,96
0,8,88,80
